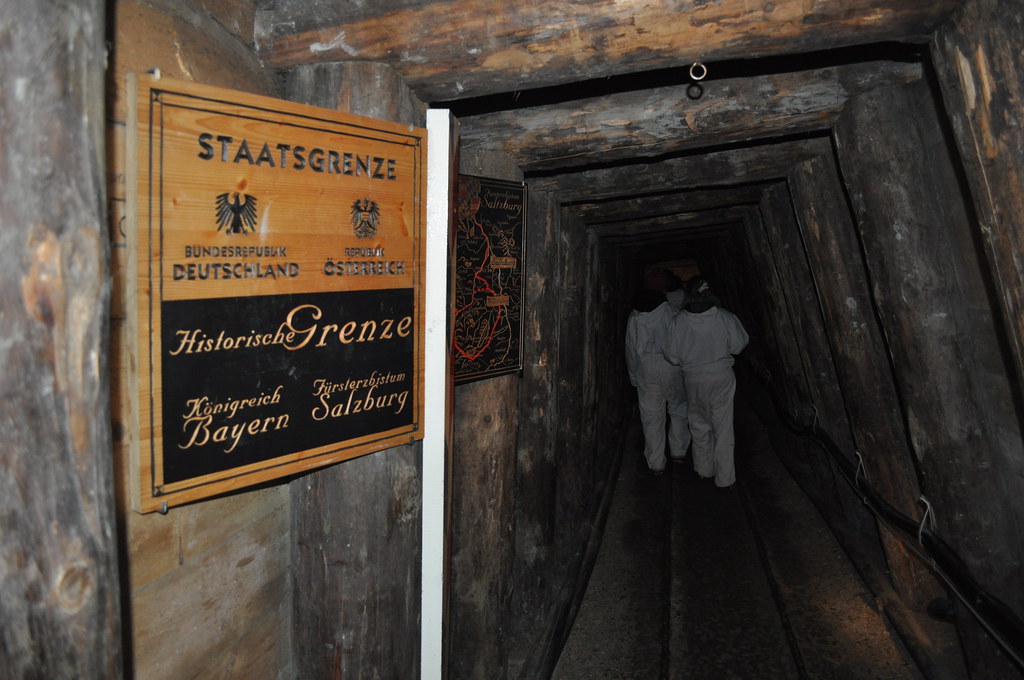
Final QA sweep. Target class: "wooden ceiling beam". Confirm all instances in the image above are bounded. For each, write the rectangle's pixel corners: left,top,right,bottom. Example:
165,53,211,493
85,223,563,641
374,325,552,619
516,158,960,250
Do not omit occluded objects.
570,184,771,222
591,206,750,237
532,136,832,201
255,0,954,101
459,60,921,172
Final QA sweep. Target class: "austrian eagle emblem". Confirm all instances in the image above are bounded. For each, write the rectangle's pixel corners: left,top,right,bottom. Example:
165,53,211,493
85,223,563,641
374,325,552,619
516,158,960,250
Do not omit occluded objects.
351,198,380,239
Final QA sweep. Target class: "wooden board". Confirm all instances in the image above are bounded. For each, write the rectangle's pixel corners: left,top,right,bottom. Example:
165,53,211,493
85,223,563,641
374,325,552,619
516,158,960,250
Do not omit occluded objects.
254,0,956,101
126,73,426,512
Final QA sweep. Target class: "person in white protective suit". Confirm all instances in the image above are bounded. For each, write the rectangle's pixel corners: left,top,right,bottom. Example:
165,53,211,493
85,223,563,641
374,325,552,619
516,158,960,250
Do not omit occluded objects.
625,288,691,474
663,277,748,488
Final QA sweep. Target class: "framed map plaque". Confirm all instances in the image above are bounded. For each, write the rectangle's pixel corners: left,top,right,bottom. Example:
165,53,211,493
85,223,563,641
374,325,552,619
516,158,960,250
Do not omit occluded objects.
453,175,526,383
126,74,426,512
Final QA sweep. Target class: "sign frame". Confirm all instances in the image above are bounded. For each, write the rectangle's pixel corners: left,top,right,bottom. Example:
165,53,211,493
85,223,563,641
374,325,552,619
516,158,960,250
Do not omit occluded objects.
125,73,426,513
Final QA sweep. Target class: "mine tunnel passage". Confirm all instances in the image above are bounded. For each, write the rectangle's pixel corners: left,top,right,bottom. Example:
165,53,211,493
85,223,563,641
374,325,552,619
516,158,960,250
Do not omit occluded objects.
552,202,994,679
517,128,1024,678
442,41,1024,679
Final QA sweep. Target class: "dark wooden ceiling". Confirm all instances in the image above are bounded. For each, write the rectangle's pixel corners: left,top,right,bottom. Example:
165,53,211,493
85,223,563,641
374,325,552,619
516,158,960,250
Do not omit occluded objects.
254,0,959,263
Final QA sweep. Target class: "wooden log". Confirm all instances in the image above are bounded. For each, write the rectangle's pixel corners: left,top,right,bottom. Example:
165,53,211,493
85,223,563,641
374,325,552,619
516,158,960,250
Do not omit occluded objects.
255,0,955,101
285,62,424,680
586,189,758,267
446,149,521,677
448,374,518,677
932,0,1024,428
574,185,768,223
458,60,922,173
835,78,1024,678
529,137,831,201
594,207,749,238
789,148,940,609
0,1,122,678
758,178,892,587
606,224,740,249
507,189,562,677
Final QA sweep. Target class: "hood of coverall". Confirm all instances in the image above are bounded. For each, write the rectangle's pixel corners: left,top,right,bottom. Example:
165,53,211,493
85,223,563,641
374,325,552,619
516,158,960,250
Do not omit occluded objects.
683,277,719,313
633,288,667,313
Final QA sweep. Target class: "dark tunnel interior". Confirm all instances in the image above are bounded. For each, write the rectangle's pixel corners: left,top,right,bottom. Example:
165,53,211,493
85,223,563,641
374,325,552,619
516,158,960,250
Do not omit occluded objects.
434,40,1024,680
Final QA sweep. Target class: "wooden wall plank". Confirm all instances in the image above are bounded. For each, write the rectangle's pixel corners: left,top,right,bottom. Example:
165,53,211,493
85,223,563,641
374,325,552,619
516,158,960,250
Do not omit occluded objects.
551,208,588,541
446,148,522,679
789,148,938,607
755,181,880,548
191,0,260,46
126,486,288,589
835,78,1024,679
750,185,818,412
106,0,275,124
507,189,562,677
933,0,1024,397
196,600,293,678
448,374,518,677
132,509,289,680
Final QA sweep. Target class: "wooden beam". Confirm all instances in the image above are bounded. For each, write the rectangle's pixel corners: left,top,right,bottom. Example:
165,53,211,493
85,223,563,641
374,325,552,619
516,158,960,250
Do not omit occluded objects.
591,207,748,237
0,1,122,678
835,77,1024,679
255,0,954,101
530,136,832,201
575,185,768,223
459,60,922,172
789,150,939,608
932,0,1024,404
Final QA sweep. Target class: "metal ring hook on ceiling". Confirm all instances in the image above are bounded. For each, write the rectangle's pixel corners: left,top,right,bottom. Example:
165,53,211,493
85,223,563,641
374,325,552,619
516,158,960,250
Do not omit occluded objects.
687,61,707,100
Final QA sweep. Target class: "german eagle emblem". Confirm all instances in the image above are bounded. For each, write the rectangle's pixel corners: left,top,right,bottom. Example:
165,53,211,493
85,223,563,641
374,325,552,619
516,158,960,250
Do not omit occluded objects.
215,192,258,234
351,198,380,239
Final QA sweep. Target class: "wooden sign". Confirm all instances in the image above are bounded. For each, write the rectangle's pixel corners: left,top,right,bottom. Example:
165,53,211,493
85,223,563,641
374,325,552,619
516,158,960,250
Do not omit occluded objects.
452,175,526,383
126,74,426,513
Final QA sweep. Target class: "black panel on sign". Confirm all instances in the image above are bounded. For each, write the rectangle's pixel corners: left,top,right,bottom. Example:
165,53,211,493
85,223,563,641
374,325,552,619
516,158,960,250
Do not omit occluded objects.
160,288,415,484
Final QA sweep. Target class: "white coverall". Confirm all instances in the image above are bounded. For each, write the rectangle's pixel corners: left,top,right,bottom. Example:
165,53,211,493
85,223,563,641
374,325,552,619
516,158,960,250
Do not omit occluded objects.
663,306,748,487
625,301,690,472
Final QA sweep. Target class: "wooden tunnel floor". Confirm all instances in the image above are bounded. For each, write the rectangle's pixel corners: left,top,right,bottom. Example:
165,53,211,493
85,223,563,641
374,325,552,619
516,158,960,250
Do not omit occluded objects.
551,394,966,680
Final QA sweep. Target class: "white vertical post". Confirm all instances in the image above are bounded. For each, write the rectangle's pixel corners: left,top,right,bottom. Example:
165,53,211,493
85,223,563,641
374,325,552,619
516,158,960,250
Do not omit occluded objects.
422,108,452,680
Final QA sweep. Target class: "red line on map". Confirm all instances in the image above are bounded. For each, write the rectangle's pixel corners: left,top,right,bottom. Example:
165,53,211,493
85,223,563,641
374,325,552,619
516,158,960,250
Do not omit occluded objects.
453,215,504,361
